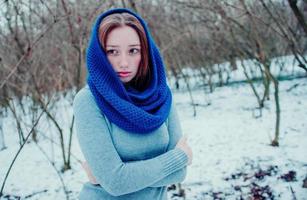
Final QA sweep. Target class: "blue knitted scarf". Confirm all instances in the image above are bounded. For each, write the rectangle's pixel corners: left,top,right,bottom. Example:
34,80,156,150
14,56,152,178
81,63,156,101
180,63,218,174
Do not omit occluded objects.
86,8,172,134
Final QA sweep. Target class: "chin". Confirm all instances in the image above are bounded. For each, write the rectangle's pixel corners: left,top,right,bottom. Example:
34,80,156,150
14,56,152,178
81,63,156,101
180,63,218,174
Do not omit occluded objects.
120,78,132,83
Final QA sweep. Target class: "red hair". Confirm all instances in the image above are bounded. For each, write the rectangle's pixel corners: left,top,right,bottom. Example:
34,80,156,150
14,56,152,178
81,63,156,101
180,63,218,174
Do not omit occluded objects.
98,12,151,90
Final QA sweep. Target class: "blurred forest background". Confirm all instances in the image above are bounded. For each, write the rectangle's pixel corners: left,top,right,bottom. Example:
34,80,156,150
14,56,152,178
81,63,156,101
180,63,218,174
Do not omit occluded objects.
0,0,306,199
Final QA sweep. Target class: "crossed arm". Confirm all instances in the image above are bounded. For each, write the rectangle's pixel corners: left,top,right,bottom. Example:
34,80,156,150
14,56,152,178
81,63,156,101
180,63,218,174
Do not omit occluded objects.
73,89,188,196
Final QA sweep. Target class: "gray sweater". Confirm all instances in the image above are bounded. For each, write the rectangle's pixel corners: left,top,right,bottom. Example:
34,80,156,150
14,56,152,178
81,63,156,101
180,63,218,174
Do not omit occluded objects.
73,86,188,200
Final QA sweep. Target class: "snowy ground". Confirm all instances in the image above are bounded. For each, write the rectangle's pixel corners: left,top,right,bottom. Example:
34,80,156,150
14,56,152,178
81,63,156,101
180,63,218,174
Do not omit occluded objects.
173,77,307,200
0,77,307,200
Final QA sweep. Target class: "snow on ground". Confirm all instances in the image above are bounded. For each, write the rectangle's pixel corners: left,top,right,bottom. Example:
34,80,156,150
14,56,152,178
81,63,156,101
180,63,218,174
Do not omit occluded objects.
0,77,307,200
172,77,307,199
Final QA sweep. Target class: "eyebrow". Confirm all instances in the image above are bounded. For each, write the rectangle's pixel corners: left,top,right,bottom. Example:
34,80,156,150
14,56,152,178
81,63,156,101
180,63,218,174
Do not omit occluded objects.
106,44,141,47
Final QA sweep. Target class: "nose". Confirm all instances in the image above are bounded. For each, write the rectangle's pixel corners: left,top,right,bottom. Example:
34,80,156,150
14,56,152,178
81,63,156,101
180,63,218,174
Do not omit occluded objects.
119,53,129,69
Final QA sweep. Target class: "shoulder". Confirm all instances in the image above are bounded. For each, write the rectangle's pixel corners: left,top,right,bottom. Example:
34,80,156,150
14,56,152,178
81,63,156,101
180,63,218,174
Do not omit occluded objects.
73,85,112,128
73,85,91,103
169,100,178,117
73,85,97,113
165,100,179,125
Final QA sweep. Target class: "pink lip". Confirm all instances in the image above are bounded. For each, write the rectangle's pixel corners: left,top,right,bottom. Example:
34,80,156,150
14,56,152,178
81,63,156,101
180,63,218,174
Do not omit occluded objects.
118,72,131,77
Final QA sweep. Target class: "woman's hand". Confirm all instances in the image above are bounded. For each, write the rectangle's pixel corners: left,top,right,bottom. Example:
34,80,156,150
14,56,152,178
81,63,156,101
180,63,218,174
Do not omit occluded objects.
175,136,193,165
81,161,99,185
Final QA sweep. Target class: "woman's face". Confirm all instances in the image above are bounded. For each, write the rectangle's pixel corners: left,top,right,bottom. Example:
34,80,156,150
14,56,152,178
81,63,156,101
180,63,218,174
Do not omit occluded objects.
105,25,141,83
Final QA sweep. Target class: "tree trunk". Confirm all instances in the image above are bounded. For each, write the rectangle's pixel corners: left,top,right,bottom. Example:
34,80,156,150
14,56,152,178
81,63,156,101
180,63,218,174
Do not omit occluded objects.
271,77,280,146
241,60,262,109
0,117,6,151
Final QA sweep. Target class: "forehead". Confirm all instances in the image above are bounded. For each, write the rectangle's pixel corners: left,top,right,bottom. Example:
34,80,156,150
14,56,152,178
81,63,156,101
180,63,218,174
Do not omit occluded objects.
106,25,140,45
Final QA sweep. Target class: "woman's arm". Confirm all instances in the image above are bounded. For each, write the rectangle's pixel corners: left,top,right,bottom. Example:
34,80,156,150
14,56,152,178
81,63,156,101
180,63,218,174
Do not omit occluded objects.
82,161,187,187
150,102,188,187
73,89,188,196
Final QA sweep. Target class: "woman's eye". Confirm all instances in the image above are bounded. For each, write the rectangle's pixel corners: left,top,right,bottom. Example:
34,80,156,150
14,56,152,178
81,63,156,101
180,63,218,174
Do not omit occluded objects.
106,49,118,55
129,48,140,55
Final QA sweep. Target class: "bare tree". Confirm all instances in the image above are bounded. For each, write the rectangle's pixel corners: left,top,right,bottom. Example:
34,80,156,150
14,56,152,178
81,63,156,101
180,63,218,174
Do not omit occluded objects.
288,0,307,35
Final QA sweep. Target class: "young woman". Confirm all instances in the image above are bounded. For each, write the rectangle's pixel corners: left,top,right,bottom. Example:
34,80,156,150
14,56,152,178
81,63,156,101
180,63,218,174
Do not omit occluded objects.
73,8,193,200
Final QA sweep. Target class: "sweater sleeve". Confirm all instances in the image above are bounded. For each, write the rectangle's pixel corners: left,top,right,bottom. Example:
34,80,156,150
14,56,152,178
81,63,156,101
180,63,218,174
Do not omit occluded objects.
150,102,187,187
73,89,188,196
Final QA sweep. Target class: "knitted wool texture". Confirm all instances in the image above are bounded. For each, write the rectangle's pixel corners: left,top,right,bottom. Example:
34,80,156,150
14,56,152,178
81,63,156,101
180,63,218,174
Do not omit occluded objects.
86,8,172,134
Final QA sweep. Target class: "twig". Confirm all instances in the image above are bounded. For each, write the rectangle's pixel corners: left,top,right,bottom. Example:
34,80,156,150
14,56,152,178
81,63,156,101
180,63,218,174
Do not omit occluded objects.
0,94,53,197
289,185,297,200
34,143,70,200
24,189,48,199
0,14,69,90
286,83,299,92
